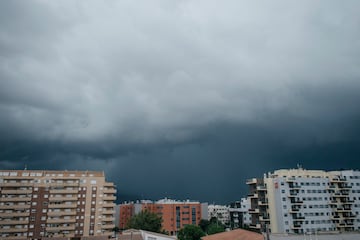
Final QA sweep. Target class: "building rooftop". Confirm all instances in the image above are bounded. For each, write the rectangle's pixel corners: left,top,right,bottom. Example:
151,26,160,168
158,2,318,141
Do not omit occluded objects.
201,229,263,240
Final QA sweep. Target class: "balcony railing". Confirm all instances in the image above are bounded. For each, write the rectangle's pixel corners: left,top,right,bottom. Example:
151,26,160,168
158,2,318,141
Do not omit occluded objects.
103,195,116,201
49,189,78,194
46,225,75,232
1,189,32,194
247,193,258,199
246,178,257,185
0,204,30,210
48,203,77,209
0,212,30,217
47,211,77,216
47,218,76,224
101,224,115,229
0,197,32,202
49,196,78,202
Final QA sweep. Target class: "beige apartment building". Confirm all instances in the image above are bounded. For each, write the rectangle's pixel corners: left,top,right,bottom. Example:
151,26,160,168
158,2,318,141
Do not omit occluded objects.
0,170,116,239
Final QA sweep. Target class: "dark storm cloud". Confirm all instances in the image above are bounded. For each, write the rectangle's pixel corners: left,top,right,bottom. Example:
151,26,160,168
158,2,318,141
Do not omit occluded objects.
1,0,360,203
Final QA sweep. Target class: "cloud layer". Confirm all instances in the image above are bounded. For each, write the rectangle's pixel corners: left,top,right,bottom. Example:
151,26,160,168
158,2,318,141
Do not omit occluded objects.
1,0,360,203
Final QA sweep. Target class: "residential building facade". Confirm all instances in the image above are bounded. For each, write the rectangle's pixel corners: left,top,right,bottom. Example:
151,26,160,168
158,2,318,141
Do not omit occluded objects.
0,170,116,239
208,204,230,226
229,198,251,229
246,168,360,234
119,198,208,235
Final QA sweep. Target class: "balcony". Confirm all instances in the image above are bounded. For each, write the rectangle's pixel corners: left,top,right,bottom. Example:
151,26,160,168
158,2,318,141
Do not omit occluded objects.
47,211,76,216
246,178,257,185
101,224,115,229
48,203,77,209
0,220,28,225
104,182,115,187
0,228,28,233
256,186,267,191
258,200,268,206
47,218,76,224
0,212,30,217
291,224,302,229
49,189,78,194
102,203,115,208
290,199,303,205
248,208,260,214
102,210,115,215
335,208,352,212
293,216,305,221
103,188,116,194
336,222,354,228
49,196,78,202
343,214,356,219
259,215,270,222
0,197,32,202
247,193,258,199
1,189,32,194
330,177,346,183
103,195,116,201
289,208,300,214
286,177,296,182
49,182,79,187
102,217,115,222
0,204,30,210
1,182,33,187
46,225,75,232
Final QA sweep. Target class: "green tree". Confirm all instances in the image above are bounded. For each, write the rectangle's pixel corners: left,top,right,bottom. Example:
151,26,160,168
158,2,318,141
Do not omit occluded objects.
207,223,225,235
198,219,210,233
178,225,205,240
125,210,163,233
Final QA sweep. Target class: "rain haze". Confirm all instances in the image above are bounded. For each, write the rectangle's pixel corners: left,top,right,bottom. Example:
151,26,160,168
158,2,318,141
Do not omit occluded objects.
1,0,360,204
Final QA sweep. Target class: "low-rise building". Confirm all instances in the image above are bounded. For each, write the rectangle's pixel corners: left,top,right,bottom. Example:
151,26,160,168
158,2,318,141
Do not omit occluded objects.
119,198,208,235
208,204,230,226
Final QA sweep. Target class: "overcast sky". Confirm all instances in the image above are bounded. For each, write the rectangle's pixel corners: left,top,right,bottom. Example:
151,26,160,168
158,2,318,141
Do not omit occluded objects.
1,0,360,204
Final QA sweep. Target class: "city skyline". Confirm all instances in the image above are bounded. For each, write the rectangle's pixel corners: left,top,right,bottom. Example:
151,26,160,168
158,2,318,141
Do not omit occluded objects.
1,1,360,204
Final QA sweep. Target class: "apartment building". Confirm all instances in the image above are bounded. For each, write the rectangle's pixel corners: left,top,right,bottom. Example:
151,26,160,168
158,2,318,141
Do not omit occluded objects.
0,170,116,239
229,198,251,229
245,168,360,234
208,204,230,226
119,198,208,235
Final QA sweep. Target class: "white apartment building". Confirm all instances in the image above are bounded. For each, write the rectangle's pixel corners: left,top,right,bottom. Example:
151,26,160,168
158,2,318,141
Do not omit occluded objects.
246,168,360,234
208,204,230,226
0,170,116,239
229,198,251,229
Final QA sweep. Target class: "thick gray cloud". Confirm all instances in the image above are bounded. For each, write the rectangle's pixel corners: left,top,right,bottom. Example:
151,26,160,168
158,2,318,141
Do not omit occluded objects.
1,0,360,203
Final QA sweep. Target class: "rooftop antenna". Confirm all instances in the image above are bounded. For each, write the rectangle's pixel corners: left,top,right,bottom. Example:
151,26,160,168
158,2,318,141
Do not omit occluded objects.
24,164,27,170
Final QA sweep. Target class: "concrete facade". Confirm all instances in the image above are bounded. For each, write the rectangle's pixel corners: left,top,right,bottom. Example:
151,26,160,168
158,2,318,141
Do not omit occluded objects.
0,170,116,239
245,168,360,234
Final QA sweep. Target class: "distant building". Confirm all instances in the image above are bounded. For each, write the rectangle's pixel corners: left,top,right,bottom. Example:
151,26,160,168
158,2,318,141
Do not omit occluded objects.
229,198,251,229
207,204,230,226
119,198,208,235
245,168,360,234
0,170,116,239
119,229,177,240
